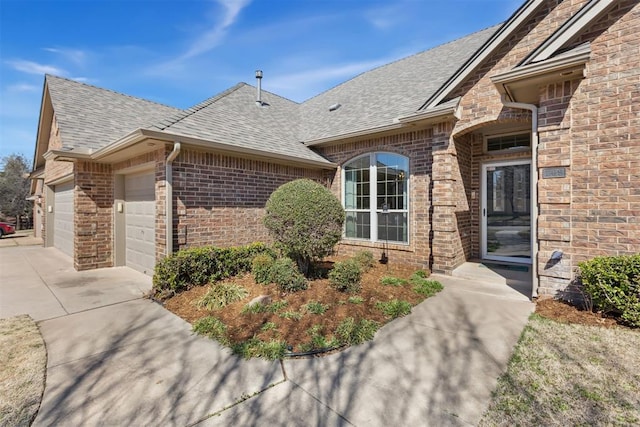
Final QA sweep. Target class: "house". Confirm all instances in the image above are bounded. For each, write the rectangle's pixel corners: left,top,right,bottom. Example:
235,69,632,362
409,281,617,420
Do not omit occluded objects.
31,0,639,299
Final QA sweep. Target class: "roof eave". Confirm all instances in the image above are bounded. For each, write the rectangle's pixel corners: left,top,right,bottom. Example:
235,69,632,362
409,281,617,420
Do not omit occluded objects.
396,98,461,124
422,0,546,110
43,148,92,162
491,44,590,103
134,129,337,170
304,122,409,147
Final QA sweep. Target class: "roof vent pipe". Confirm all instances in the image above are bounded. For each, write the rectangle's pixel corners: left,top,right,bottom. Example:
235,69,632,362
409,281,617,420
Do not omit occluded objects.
255,70,263,106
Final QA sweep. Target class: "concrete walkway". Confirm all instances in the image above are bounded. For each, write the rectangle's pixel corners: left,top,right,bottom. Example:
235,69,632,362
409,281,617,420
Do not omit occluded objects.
0,245,533,426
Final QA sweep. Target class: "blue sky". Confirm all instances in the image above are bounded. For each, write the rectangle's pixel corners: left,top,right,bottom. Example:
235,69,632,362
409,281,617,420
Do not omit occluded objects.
0,0,523,165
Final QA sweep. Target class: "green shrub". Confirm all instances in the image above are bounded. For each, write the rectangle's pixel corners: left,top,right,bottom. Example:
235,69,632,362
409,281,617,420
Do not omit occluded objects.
380,276,408,287
270,257,308,292
231,337,287,360
578,254,640,327
299,325,340,351
192,316,229,345
376,299,412,318
329,259,362,293
241,300,288,314
279,310,303,321
303,300,329,315
263,179,345,276
411,275,443,297
412,270,428,279
335,317,380,345
348,296,364,304
353,250,375,271
195,282,248,310
152,242,274,299
252,253,275,284
260,322,277,332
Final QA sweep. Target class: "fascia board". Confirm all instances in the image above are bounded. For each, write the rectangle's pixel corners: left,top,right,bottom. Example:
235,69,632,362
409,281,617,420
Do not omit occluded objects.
491,44,591,86
422,0,546,110
304,122,408,147
522,0,616,65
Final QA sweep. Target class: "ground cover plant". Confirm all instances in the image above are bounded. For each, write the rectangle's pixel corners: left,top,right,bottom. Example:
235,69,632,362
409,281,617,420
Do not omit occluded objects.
161,247,442,359
480,306,640,426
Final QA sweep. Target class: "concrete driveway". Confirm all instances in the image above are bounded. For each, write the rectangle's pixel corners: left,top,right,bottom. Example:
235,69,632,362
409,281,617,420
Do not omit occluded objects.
1,245,533,426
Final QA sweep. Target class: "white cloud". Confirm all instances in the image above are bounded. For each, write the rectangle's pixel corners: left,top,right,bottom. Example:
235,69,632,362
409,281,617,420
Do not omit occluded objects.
7,83,40,92
268,57,395,101
43,47,87,66
181,0,252,60
364,3,406,30
6,60,66,76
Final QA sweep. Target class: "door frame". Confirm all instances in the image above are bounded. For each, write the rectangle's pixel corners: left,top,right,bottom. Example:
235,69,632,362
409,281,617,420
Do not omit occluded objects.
481,158,532,264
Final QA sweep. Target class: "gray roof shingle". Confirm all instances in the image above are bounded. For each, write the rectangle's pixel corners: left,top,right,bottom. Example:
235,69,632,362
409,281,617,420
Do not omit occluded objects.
154,84,328,164
44,24,500,164
298,25,499,142
45,75,181,151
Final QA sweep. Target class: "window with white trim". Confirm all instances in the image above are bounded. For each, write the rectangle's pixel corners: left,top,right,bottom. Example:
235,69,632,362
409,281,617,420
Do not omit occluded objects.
343,153,409,244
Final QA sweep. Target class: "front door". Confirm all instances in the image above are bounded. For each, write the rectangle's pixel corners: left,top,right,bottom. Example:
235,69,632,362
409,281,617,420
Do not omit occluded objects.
481,160,531,263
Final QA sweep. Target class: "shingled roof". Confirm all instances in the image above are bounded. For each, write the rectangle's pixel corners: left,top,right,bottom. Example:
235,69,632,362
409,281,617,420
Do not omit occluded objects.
45,75,181,151
42,23,501,164
298,25,499,143
148,83,327,164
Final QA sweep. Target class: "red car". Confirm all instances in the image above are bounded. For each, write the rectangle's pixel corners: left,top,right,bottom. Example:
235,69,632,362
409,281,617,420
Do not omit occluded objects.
0,222,16,238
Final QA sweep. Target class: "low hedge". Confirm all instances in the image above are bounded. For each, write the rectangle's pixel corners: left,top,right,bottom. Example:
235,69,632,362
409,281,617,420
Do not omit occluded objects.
152,242,275,299
578,254,640,327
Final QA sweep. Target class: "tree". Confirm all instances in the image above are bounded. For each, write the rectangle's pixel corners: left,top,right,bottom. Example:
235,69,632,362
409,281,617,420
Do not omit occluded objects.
263,179,345,276
0,154,32,230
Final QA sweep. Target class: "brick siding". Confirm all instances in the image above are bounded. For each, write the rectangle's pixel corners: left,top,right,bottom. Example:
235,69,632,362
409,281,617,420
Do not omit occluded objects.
315,129,434,270
172,149,327,250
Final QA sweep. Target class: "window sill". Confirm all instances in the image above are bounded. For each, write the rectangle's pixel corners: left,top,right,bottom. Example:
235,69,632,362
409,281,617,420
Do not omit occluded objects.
340,239,413,252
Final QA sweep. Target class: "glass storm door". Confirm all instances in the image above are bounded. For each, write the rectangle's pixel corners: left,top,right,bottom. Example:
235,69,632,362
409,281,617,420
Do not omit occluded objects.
481,161,531,263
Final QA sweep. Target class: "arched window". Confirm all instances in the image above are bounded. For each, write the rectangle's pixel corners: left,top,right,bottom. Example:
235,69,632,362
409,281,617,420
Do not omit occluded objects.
343,152,409,244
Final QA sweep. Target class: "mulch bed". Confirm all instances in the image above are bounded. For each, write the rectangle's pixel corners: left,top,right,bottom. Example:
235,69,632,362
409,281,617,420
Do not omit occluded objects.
163,260,423,352
535,298,620,328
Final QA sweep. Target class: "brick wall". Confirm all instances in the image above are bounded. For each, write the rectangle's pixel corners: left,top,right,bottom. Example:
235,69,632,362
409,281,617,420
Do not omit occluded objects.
447,0,640,297
316,129,433,270
538,0,640,296
172,149,327,250
75,161,114,270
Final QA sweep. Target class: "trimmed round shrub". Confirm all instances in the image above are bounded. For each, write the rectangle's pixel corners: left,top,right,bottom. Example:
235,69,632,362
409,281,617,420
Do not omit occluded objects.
263,179,345,276
252,253,275,284
270,257,308,293
329,259,362,293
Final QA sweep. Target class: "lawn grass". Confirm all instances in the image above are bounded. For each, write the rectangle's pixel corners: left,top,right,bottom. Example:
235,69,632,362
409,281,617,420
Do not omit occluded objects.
480,314,640,426
0,315,46,427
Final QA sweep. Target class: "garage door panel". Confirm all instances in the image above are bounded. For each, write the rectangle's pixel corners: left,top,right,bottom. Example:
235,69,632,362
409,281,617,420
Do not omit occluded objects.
54,181,74,258
124,173,155,275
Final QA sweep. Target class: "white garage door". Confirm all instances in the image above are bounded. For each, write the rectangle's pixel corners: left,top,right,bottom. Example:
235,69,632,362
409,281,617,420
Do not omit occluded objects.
125,172,156,275
54,180,74,258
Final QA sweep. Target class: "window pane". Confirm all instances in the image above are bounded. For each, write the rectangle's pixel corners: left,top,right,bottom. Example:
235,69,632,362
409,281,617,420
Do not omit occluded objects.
377,212,407,243
345,211,370,239
375,153,408,210
345,156,369,170
344,157,370,210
